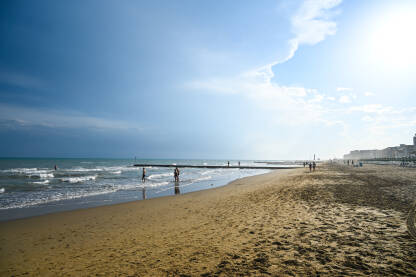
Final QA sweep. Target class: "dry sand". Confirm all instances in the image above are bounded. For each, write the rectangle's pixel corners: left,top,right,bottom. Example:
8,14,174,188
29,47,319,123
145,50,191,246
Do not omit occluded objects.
1,163,416,276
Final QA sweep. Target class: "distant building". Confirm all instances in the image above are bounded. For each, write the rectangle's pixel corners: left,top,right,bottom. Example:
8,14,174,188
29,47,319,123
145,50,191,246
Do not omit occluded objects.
344,133,416,159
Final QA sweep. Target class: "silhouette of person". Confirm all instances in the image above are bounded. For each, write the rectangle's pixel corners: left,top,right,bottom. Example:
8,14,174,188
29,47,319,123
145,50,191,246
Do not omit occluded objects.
174,167,180,182
313,162,316,171
309,162,312,172
142,167,146,182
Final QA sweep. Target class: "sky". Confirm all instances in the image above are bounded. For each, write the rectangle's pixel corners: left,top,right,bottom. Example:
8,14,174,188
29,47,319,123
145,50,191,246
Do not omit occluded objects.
0,0,415,159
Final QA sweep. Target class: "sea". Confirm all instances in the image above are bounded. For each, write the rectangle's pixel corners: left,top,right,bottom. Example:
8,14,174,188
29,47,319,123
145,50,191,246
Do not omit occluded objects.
0,158,295,221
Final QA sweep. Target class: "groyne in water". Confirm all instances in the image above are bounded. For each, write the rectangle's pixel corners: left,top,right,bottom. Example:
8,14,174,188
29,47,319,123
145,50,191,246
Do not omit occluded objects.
133,164,300,170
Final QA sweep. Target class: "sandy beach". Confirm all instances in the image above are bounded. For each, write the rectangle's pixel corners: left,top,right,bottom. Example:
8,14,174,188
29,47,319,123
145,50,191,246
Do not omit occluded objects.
1,163,416,276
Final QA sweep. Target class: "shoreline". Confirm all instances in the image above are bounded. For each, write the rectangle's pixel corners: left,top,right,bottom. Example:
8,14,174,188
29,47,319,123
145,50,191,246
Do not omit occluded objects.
1,164,415,276
0,166,273,222
0,169,280,223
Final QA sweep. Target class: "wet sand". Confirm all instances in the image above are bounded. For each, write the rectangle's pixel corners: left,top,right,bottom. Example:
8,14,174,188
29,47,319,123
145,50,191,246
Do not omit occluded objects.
1,163,416,276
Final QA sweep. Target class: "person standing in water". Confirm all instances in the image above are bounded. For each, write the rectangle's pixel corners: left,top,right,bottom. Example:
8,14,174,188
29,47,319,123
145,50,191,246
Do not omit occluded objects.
174,167,180,182
141,167,146,182
54,165,58,171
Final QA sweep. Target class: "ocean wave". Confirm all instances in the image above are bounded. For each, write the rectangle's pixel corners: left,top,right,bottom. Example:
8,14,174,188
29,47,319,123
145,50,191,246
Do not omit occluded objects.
0,188,118,210
1,168,55,179
64,166,138,173
194,176,212,182
200,170,212,175
36,173,54,179
148,172,173,180
32,180,50,185
64,167,104,172
61,175,97,183
111,170,122,174
2,168,55,176
1,167,38,173
143,181,169,188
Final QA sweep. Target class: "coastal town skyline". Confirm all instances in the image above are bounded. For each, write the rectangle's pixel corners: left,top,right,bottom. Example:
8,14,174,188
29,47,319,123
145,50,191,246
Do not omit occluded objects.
344,132,416,160
1,0,415,159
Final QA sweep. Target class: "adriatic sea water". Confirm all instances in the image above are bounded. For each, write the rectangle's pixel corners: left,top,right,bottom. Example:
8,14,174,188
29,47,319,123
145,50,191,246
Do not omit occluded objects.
0,158,292,221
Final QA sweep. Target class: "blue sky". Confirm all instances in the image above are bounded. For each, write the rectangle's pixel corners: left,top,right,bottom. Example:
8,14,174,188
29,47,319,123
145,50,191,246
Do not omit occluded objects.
0,0,415,159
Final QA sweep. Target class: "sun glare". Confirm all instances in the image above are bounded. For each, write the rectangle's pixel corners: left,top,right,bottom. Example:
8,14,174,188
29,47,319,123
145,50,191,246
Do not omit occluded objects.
366,6,416,71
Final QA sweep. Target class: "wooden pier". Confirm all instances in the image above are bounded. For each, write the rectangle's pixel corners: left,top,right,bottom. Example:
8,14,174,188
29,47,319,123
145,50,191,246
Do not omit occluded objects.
133,164,300,170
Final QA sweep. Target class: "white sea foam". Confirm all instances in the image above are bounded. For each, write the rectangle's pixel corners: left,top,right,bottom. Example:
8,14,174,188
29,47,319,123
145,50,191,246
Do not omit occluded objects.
37,173,54,179
0,188,4,193
65,167,104,172
65,166,137,173
111,170,122,174
148,172,173,180
2,168,55,177
195,176,212,182
2,167,38,173
61,175,97,183
33,180,50,185
144,181,169,188
0,188,118,210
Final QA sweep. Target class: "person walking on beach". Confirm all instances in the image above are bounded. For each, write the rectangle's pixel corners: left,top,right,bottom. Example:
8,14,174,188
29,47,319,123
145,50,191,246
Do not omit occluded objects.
309,162,312,172
142,167,146,182
313,162,316,171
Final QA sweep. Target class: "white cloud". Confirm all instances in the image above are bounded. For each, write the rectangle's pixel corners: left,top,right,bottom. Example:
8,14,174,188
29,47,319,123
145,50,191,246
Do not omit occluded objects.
0,104,142,131
284,0,342,62
362,115,373,122
339,95,351,103
185,0,343,126
348,104,393,114
336,87,353,92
